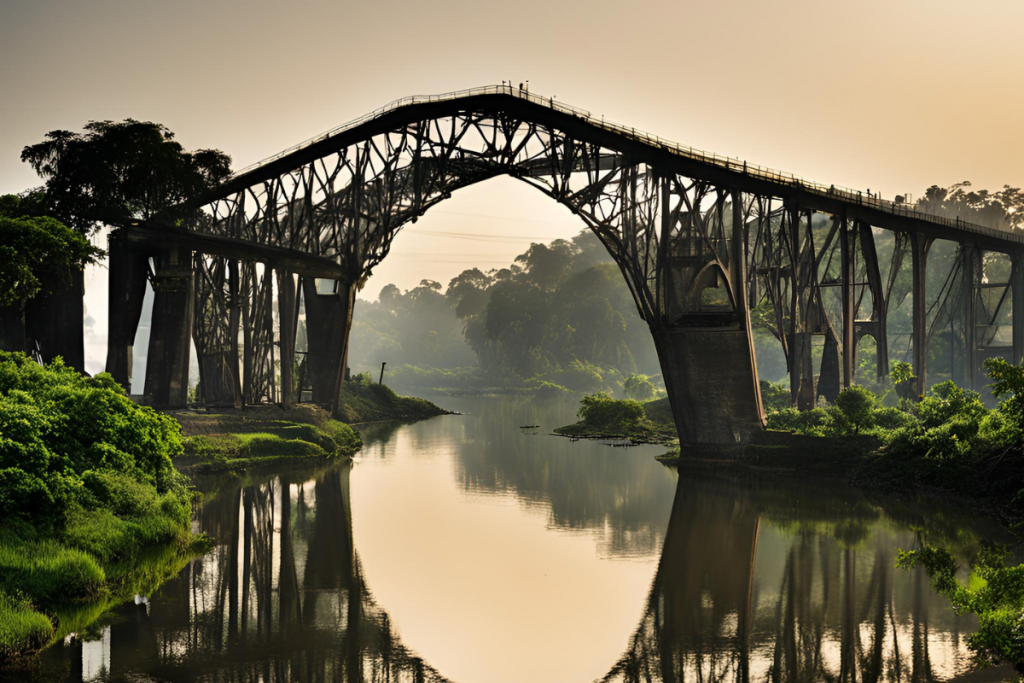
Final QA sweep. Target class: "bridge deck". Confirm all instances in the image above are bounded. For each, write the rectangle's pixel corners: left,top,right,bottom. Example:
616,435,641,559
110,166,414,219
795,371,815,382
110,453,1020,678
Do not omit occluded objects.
219,85,1023,254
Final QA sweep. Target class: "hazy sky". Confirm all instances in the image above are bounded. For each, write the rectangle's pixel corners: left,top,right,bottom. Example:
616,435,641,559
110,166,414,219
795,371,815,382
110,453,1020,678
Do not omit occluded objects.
2,0,1023,366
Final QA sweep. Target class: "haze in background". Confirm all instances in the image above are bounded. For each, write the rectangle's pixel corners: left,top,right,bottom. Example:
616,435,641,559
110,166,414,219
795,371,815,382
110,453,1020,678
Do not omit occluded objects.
2,0,1022,372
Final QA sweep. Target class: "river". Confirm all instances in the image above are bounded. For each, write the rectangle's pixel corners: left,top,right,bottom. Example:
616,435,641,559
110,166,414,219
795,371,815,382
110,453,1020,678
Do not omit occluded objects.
16,395,1014,682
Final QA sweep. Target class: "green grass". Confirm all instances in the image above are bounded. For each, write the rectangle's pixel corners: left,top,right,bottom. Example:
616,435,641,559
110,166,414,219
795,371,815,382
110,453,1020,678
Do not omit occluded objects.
335,375,447,423
181,418,360,474
0,593,52,660
0,539,105,606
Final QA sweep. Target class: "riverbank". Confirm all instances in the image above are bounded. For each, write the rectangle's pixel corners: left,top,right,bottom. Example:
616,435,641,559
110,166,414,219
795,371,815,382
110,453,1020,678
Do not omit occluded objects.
558,377,1024,530
174,380,447,474
0,353,204,664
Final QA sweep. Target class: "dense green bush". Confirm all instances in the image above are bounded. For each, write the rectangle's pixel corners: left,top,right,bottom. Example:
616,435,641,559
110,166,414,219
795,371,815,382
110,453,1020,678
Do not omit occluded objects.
0,352,195,661
577,392,645,431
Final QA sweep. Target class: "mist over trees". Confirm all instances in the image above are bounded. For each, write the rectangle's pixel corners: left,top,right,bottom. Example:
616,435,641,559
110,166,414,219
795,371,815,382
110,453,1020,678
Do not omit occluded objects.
346,230,661,394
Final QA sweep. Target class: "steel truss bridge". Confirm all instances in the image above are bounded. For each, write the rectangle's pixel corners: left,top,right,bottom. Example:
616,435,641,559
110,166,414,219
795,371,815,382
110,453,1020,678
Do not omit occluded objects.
101,85,1023,446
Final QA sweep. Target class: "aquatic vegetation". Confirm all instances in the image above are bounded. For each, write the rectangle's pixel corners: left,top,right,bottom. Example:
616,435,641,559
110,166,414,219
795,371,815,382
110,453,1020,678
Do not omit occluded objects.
555,392,677,444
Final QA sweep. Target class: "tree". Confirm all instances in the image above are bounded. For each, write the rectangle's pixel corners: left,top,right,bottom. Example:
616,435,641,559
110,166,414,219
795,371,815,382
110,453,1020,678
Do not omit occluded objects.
832,385,877,435
621,373,656,401
21,119,231,234
985,357,1024,432
0,216,101,307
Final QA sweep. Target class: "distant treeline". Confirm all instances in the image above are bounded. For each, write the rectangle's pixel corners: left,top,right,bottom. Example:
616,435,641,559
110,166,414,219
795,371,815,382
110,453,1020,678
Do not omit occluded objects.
345,230,662,395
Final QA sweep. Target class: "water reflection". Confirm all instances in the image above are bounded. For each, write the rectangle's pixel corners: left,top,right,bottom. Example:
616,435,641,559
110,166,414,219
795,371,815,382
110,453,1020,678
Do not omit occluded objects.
605,472,1012,683
24,462,451,683
15,397,1014,683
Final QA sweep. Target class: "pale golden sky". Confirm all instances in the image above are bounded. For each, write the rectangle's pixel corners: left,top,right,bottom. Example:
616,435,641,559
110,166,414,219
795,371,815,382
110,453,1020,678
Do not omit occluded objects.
2,0,1022,302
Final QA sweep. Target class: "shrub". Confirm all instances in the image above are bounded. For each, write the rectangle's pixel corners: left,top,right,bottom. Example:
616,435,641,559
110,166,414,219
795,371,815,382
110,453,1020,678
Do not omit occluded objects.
577,392,645,431
831,385,877,435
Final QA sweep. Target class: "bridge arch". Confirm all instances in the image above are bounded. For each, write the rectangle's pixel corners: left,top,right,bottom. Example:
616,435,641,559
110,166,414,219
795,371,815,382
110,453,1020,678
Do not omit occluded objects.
108,85,1024,446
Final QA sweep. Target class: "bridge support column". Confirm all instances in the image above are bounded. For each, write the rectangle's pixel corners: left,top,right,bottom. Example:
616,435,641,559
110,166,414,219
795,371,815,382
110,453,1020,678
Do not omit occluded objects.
144,247,194,409
25,269,85,372
911,234,932,397
1013,252,1023,365
277,270,299,407
652,326,765,447
840,217,855,388
105,230,149,389
301,277,354,417
961,244,979,389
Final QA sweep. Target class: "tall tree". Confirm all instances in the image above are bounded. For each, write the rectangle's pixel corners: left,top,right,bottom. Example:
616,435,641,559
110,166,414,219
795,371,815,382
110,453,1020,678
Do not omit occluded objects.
21,119,231,233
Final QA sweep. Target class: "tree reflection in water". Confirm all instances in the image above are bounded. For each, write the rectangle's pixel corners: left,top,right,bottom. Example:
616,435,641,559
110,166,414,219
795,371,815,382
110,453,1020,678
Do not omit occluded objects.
21,449,1014,683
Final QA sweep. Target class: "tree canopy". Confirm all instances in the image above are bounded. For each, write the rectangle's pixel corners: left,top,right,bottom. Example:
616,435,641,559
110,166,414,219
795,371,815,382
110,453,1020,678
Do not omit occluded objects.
21,119,231,234
0,192,101,307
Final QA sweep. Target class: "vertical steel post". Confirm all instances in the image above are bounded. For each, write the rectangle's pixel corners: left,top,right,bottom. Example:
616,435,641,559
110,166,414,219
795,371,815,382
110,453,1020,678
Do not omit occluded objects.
961,244,979,389
911,233,932,396
1013,251,1024,364
277,270,298,407
840,215,855,387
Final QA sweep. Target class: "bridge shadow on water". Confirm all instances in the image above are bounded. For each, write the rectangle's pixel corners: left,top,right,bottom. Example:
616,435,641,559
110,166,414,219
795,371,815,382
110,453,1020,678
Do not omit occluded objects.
18,442,1014,683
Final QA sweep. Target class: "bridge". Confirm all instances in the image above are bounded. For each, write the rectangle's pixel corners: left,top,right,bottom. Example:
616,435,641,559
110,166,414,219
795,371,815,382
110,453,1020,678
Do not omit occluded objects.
90,85,1022,446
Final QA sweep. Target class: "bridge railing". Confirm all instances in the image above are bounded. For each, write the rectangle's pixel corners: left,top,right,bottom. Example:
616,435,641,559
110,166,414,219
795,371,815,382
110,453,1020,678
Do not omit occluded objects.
230,85,1023,247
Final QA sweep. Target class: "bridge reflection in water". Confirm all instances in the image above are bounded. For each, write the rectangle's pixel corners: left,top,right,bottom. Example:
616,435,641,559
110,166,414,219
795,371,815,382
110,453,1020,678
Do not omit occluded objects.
26,462,1011,683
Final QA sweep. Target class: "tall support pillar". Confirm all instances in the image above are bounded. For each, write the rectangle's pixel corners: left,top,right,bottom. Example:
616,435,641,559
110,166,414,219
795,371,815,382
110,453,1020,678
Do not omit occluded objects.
277,271,299,407
144,247,194,409
910,233,932,397
1012,251,1024,364
731,190,763,419
105,230,150,390
961,245,979,389
25,269,86,372
301,277,355,417
840,216,855,387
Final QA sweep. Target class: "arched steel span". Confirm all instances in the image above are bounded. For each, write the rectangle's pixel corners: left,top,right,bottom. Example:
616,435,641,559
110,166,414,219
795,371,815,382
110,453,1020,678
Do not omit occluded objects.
107,85,1024,447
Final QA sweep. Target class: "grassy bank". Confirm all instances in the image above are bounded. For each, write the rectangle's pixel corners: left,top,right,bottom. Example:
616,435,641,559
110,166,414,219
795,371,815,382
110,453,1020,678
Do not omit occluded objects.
176,404,360,474
335,373,449,423
0,352,202,663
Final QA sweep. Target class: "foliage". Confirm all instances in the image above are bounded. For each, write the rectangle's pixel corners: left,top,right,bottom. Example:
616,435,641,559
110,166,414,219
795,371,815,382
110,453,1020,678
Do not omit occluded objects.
0,215,102,306
759,380,791,413
890,360,917,402
21,119,231,234
0,592,52,659
621,373,657,401
0,352,196,661
986,357,1024,433
898,545,1024,675
577,392,645,431
349,230,660,396
334,374,447,424
831,385,878,435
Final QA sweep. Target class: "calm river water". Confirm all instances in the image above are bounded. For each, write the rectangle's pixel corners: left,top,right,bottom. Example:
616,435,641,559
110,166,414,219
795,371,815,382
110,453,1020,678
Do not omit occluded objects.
18,396,1014,682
